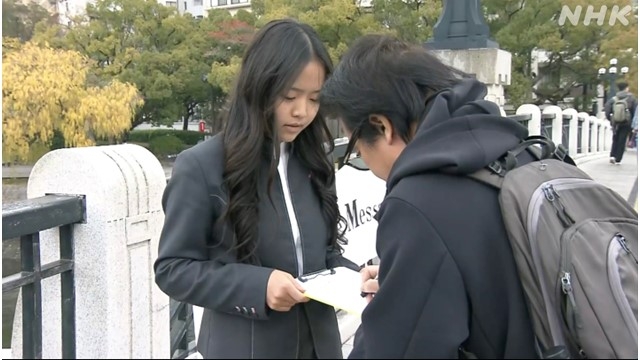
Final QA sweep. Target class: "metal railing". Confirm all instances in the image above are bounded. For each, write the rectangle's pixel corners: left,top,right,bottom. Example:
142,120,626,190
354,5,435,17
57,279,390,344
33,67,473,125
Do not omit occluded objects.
562,114,571,149
577,116,585,153
541,113,554,140
170,299,196,359
507,113,532,128
2,194,86,359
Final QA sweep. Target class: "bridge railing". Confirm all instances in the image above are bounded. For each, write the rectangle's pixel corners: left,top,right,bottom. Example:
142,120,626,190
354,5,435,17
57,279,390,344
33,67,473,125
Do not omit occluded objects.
5,145,169,359
2,195,85,359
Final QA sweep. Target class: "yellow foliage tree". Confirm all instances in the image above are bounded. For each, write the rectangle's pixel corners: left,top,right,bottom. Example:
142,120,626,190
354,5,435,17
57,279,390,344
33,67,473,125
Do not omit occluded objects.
2,41,143,161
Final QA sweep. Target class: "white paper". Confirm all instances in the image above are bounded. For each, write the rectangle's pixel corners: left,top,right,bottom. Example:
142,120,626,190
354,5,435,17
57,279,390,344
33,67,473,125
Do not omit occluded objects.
297,266,369,316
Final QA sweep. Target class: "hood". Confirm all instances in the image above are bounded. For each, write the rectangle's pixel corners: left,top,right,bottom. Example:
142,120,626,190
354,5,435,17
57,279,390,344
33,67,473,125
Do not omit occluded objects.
616,91,630,99
386,79,528,190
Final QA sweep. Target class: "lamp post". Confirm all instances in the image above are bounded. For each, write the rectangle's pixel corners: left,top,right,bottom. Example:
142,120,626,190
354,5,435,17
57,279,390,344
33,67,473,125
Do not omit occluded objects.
599,58,629,103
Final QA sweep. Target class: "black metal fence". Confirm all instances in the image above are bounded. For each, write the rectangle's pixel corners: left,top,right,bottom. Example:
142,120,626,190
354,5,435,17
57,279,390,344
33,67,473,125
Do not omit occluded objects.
577,116,584,153
2,194,86,359
541,113,554,141
170,299,197,359
589,120,594,152
561,114,571,149
507,113,532,129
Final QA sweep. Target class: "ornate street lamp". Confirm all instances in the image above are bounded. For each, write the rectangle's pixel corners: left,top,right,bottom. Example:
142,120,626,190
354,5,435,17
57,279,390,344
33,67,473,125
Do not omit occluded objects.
599,58,628,103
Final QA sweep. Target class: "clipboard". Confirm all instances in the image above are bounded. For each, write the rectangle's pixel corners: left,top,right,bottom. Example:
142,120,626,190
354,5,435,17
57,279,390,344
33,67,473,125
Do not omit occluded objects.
297,266,368,316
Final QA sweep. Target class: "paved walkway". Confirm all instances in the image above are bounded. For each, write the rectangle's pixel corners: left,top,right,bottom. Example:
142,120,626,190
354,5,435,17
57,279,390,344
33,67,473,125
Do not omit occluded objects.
575,150,638,207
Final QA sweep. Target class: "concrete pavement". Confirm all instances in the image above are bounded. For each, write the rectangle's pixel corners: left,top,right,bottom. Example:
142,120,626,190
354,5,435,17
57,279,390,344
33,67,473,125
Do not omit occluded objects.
575,150,638,207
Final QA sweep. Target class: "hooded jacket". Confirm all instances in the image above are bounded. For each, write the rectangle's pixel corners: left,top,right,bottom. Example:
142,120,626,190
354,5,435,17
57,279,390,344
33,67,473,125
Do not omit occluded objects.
605,90,637,126
350,80,537,359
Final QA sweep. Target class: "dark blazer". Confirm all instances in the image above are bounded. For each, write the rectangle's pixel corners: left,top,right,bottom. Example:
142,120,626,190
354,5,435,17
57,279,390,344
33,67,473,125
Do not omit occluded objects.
154,135,358,359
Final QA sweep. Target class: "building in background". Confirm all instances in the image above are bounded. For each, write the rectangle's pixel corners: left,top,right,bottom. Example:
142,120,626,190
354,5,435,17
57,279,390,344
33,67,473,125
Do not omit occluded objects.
164,0,250,18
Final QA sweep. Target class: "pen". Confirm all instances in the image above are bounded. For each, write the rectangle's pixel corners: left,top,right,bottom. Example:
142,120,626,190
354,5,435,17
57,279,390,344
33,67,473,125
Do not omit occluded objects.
360,275,378,298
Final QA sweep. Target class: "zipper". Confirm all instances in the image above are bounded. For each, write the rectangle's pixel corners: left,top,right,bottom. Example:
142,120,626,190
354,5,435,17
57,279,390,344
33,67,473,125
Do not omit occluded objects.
559,271,582,342
527,185,565,347
607,234,638,339
542,184,575,227
527,180,586,346
615,233,638,264
527,178,597,347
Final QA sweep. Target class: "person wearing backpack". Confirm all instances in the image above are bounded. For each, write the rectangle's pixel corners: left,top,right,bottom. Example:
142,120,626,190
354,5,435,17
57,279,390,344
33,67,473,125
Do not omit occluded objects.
604,82,637,164
320,34,538,359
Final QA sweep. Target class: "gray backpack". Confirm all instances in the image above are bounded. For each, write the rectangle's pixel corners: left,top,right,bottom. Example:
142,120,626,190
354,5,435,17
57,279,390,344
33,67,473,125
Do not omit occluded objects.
469,136,638,359
612,95,631,124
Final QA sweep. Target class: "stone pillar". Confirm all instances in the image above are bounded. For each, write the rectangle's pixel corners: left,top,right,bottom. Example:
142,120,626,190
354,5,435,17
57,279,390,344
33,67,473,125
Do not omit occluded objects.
426,0,511,108
542,105,563,146
11,144,169,359
430,48,512,108
516,104,542,136
589,116,598,154
562,108,579,156
577,112,590,154
596,119,604,152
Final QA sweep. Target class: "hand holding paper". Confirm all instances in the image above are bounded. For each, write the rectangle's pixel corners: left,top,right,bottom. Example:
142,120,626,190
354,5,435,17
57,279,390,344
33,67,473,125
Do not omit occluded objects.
296,266,369,316
267,269,309,312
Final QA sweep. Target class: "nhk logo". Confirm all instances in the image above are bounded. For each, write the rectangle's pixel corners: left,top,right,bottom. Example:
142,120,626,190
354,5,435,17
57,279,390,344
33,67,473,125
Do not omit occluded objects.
558,5,634,26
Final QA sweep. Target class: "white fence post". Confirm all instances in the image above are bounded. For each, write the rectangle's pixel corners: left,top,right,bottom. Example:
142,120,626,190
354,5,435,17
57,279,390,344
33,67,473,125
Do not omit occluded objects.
516,104,541,136
597,119,606,152
11,144,170,359
589,116,599,154
542,105,563,146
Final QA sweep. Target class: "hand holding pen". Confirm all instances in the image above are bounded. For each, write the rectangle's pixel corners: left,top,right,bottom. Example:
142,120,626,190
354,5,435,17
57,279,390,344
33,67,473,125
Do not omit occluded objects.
359,265,379,303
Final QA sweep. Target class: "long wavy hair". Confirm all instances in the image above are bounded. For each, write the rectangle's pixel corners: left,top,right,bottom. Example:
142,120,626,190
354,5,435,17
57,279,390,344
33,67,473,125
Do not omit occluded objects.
221,19,347,263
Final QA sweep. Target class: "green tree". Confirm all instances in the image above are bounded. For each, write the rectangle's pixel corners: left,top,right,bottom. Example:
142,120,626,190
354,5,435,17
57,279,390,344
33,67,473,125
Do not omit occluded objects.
256,0,389,64
2,0,56,42
485,0,637,109
192,11,259,132
34,0,216,130
371,0,441,44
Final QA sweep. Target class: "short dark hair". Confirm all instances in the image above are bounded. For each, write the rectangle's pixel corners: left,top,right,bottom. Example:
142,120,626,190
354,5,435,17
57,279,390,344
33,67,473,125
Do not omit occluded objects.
320,34,467,145
617,82,629,91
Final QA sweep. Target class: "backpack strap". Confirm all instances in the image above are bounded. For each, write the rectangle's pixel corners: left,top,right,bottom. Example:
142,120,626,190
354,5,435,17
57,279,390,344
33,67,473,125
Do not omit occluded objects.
468,167,504,189
468,136,575,189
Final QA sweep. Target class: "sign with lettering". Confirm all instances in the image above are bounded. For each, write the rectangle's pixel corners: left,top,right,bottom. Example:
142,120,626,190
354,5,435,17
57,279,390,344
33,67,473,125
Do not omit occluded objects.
335,165,387,266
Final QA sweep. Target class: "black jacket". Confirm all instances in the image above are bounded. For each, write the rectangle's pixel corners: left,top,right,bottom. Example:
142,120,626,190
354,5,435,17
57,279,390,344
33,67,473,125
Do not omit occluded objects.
605,90,637,125
350,80,537,359
154,135,358,359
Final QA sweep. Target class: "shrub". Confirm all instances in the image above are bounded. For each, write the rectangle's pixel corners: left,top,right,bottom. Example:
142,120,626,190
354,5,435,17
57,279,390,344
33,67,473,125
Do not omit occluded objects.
148,135,185,158
128,129,205,146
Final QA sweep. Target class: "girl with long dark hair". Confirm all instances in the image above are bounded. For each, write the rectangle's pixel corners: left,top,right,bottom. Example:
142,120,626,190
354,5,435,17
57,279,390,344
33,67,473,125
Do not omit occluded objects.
154,19,358,359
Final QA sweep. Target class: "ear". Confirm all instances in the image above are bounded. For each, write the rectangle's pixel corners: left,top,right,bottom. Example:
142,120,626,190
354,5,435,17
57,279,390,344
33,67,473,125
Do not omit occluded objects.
368,114,394,145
